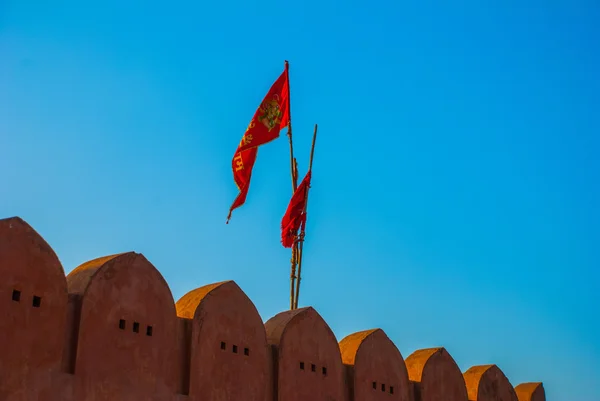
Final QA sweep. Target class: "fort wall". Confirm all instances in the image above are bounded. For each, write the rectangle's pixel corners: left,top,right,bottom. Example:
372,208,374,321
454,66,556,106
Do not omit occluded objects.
0,217,546,401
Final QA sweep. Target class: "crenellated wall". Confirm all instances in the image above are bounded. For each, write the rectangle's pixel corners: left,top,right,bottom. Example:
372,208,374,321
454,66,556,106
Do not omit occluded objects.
0,217,546,401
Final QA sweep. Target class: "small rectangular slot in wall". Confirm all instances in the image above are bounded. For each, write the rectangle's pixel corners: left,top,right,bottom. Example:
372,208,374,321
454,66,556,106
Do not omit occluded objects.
133,322,140,333
372,382,377,390
146,325,153,336
311,364,316,372
32,296,41,308
12,290,21,302
220,341,226,350
232,345,238,353
244,347,249,356
381,384,386,392
300,362,305,370
390,386,394,394
119,319,126,330
322,367,327,376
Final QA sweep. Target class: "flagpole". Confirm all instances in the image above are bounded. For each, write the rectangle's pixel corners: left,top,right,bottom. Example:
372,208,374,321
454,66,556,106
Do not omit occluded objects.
285,61,297,193
289,159,299,310
293,124,318,309
285,60,299,310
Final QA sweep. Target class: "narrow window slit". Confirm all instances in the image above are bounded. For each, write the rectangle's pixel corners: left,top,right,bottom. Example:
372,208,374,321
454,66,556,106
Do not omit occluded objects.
244,347,249,356
220,341,226,350
390,386,394,394
382,384,386,392
133,322,140,333
119,319,126,330
32,296,41,308
12,290,21,302
322,367,327,376
311,364,316,372
300,362,305,370
372,382,377,390
232,345,238,353
146,325,153,336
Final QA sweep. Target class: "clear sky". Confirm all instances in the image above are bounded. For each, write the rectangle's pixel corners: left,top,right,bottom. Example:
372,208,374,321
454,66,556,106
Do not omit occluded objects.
1,1,599,400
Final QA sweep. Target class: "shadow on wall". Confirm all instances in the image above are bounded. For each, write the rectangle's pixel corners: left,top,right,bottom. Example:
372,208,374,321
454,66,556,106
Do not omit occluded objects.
0,217,545,401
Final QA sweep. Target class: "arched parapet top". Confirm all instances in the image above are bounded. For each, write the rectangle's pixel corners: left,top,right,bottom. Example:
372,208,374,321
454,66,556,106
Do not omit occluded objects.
405,347,442,382
0,217,68,396
67,252,175,304
0,216,66,283
338,328,379,365
406,347,468,401
265,307,344,401
464,365,494,400
175,280,237,319
515,383,545,401
338,328,406,365
464,365,517,401
264,306,306,345
339,328,407,367
175,280,265,333
176,280,269,401
339,328,411,401
67,253,124,295
265,306,338,348
264,307,342,365
69,252,179,396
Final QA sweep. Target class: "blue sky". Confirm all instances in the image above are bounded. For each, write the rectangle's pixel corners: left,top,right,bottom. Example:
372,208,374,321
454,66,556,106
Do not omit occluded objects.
1,1,599,399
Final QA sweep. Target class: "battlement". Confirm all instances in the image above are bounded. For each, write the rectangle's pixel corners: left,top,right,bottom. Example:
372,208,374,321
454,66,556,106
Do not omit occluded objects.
0,216,545,401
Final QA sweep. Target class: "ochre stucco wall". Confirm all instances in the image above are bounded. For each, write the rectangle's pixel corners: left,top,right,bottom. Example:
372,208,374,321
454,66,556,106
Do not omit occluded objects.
176,280,270,401
339,329,410,401
0,217,546,401
464,365,519,401
406,347,468,401
265,307,345,401
67,252,179,400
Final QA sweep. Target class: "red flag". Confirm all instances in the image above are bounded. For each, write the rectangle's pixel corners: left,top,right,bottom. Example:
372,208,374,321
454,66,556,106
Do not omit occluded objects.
281,170,312,248
227,147,258,222
236,64,290,154
227,64,291,223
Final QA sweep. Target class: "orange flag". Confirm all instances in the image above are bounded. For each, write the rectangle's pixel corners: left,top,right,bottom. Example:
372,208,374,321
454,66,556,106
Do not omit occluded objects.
281,170,311,248
227,64,291,223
